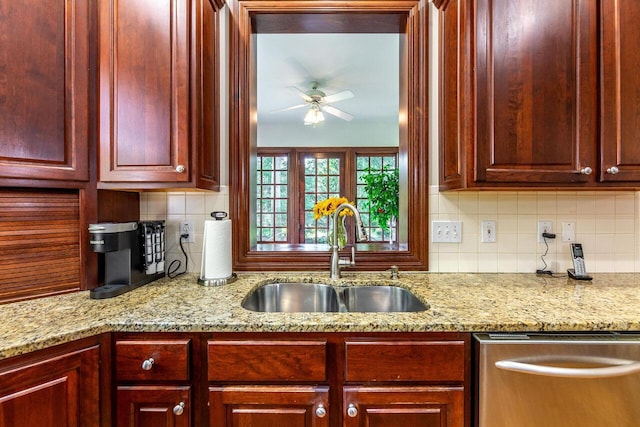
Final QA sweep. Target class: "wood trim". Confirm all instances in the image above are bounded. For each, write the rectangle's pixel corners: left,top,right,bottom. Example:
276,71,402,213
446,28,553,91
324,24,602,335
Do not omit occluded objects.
229,0,429,271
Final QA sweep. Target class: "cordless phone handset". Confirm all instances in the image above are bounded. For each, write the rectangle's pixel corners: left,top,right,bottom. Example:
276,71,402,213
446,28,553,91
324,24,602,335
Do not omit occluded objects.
568,243,592,280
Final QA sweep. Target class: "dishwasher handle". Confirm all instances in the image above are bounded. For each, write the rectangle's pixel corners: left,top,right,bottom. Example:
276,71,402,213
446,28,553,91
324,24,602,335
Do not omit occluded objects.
495,356,640,379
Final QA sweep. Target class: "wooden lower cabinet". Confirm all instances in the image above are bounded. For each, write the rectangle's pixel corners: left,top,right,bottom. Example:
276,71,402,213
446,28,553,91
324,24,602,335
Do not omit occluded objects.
0,341,101,427
209,386,330,427
343,386,465,427
117,386,191,427
207,333,470,427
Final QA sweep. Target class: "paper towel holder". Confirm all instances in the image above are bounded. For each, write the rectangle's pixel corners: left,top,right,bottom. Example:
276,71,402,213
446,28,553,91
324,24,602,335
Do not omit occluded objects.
198,272,238,286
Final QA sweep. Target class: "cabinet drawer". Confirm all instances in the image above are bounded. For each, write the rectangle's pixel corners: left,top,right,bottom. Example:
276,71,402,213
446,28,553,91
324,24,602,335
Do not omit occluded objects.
115,339,191,382
208,340,327,382
345,340,465,382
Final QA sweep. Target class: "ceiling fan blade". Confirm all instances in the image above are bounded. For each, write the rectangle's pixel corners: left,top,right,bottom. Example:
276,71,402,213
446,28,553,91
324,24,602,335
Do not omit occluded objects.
322,89,354,104
322,105,354,122
290,86,313,102
270,103,307,114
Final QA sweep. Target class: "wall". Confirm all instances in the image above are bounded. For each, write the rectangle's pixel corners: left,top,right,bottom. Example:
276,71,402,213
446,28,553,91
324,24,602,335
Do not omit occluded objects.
141,3,640,275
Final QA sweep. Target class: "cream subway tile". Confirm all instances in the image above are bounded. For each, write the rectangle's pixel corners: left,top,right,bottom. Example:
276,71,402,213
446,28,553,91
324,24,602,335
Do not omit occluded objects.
459,234,479,253
594,193,617,216
477,253,498,273
167,192,186,215
146,192,168,215
497,234,518,253
615,192,636,215
556,192,577,215
439,193,460,214
437,254,460,272
478,192,498,214
428,185,440,195
186,193,206,215
615,216,635,235
536,192,557,215
575,215,596,235
517,233,537,253
517,193,537,213
614,234,635,254
614,256,635,273
429,195,440,214
497,215,518,234
458,192,479,214
594,234,616,254
457,253,479,272
576,192,597,213
205,193,229,215
497,252,519,273
594,215,616,234
497,193,518,214
517,215,537,234
516,256,538,273
428,252,439,271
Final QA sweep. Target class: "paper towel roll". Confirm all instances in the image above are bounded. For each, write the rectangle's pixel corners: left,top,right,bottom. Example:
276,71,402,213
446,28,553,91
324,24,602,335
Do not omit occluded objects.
200,218,232,280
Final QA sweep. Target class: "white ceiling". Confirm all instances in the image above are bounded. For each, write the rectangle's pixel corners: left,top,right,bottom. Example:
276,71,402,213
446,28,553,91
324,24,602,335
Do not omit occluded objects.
256,33,400,127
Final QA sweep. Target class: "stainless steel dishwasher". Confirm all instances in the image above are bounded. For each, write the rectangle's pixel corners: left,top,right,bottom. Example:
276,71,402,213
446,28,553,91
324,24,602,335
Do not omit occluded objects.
475,333,640,427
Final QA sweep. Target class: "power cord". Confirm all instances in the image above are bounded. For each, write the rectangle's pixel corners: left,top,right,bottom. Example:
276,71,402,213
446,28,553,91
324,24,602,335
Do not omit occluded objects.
536,232,555,275
168,234,189,279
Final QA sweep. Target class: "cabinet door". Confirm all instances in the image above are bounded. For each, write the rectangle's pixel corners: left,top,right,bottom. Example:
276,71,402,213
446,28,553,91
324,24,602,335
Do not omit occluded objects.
343,386,464,427
0,345,100,427
0,0,89,183
600,0,640,182
209,386,330,427
98,0,190,184
117,386,190,427
474,0,598,185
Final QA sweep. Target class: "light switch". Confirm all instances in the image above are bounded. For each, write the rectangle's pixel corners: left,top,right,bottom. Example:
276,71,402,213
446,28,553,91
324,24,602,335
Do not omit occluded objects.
481,220,496,243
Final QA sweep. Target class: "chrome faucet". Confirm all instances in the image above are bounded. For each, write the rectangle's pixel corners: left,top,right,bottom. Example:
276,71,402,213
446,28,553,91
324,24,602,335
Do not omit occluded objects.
330,203,368,279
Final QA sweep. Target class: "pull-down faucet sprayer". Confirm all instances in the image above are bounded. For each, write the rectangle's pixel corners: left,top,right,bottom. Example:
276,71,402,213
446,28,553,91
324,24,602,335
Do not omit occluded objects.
330,203,368,279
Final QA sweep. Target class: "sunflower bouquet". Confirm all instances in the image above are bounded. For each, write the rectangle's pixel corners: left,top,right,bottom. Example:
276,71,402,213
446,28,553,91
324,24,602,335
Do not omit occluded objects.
313,196,353,249
312,196,354,220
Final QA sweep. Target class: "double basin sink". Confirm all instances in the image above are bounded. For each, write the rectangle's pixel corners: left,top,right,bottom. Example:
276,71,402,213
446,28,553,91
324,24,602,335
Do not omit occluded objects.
242,282,428,313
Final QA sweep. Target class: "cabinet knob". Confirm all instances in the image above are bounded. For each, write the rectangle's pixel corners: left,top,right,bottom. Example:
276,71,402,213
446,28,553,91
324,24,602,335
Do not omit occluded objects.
607,166,620,174
141,358,154,370
347,403,358,417
315,404,327,418
173,402,185,416
580,166,593,175
175,164,186,173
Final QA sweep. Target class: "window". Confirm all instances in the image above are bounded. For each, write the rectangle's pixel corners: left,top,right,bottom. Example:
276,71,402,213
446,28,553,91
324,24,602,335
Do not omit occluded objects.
256,154,289,243
256,147,398,247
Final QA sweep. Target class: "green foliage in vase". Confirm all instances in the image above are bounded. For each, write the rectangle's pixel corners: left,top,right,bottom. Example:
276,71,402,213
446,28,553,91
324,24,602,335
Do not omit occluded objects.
361,167,399,231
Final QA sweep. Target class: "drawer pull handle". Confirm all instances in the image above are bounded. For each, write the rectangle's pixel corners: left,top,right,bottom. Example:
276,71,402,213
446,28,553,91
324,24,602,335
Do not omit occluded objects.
141,358,154,370
347,403,358,417
176,164,186,173
607,166,619,174
173,402,185,416
315,404,327,418
580,166,593,175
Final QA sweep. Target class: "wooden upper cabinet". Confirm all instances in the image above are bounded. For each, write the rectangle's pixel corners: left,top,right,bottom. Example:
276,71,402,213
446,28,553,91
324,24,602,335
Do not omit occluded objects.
438,0,600,189
98,0,222,190
0,0,90,185
600,0,640,183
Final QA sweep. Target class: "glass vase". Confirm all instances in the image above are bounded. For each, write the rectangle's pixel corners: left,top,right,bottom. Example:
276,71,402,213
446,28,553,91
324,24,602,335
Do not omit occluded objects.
328,216,347,250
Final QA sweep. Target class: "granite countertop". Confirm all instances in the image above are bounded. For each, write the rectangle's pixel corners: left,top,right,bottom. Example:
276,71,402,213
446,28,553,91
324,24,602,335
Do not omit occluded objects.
2,272,640,360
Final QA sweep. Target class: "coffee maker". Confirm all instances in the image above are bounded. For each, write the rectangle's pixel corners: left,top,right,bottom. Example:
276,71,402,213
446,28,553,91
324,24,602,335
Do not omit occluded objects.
88,221,165,299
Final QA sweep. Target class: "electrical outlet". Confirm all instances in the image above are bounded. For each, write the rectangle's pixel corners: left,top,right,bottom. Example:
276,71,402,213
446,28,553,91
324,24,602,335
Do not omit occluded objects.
179,221,195,243
481,220,496,243
537,221,553,243
431,221,463,243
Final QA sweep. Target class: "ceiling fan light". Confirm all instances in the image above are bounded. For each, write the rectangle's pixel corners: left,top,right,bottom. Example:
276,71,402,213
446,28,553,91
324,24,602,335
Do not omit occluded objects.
303,107,324,126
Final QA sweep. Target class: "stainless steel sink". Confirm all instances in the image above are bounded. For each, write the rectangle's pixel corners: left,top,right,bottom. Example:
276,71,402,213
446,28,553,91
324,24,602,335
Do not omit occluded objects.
242,282,428,313
242,283,340,312
342,286,428,312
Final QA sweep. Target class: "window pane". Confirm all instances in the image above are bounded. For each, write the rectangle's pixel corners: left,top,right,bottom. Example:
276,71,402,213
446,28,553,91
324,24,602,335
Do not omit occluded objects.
329,176,340,192
305,176,316,191
304,158,316,174
257,153,289,244
317,176,327,193
317,158,328,175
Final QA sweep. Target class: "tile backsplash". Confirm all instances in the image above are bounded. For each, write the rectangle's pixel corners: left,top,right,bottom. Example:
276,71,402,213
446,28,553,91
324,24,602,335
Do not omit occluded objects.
141,187,640,274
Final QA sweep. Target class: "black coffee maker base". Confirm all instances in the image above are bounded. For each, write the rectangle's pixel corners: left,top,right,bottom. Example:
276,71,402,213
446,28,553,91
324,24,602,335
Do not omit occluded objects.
89,273,165,299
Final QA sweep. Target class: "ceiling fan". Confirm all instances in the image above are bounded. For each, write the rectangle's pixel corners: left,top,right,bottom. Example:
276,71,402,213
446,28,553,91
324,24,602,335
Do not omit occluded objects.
271,81,355,126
